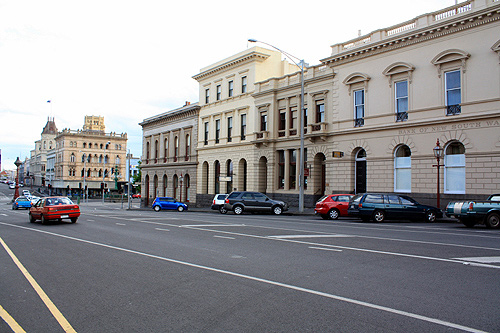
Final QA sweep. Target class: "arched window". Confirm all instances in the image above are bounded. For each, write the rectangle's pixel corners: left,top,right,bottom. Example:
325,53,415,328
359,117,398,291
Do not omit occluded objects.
185,174,190,201
70,153,75,163
146,142,150,164
164,138,168,161
214,161,220,194
104,155,109,164
445,141,465,194
154,140,159,163
99,155,103,164
226,160,233,194
394,145,411,192
81,154,86,163
89,143,93,149
83,142,87,148
115,155,120,165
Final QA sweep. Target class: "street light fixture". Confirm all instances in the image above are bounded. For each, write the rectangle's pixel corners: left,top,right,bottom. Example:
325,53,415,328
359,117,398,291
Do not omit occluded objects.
13,157,22,200
433,139,444,209
79,150,87,203
248,39,306,212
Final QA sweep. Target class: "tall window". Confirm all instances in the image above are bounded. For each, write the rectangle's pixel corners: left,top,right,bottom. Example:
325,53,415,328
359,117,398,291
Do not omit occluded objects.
228,80,233,97
395,81,408,121
216,85,221,101
70,153,75,163
316,102,325,123
81,154,86,163
154,140,159,162
185,134,190,159
226,160,233,194
394,145,411,192
227,117,233,142
278,150,285,189
214,161,220,194
241,76,247,93
205,88,210,104
445,70,461,115
174,136,179,161
240,114,246,140
215,119,220,144
279,111,286,131
204,122,209,145
289,107,297,130
445,141,465,193
303,108,308,129
260,113,267,131
289,150,296,189
354,89,365,127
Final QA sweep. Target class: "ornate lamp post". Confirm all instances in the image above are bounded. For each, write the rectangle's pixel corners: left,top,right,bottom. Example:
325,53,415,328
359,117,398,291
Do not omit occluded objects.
13,157,22,200
102,141,110,203
433,139,444,209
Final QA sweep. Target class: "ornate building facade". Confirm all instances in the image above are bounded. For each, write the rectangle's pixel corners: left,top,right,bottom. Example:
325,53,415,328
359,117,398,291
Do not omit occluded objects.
193,0,500,208
140,102,200,206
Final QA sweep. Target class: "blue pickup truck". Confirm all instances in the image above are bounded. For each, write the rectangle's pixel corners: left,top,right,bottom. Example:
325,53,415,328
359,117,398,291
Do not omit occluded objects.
446,194,500,228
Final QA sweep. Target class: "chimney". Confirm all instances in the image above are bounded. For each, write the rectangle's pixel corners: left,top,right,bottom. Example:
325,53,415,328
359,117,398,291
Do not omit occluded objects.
184,101,190,106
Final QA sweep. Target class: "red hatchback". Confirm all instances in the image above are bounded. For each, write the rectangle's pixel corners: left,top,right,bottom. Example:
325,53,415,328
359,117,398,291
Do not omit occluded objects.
315,194,353,220
29,196,80,224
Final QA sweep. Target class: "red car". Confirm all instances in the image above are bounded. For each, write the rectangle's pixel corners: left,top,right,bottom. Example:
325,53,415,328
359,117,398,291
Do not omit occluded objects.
29,196,80,224
315,194,354,220
131,193,141,198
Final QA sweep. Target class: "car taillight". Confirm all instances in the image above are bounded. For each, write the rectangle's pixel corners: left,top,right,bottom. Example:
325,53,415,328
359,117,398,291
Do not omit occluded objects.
48,207,56,211
213,199,216,205
468,202,474,211
225,199,229,204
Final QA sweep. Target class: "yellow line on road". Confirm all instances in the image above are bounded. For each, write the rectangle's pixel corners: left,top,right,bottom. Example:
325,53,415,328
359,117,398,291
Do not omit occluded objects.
0,304,26,333
0,237,76,332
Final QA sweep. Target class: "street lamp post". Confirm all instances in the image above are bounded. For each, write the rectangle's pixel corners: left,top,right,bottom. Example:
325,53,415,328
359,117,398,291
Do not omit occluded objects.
80,150,87,203
102,141,111,203
248,39,306,212
179,174,184,203
433,139,444,209
127,150,131,210
13,157,22,200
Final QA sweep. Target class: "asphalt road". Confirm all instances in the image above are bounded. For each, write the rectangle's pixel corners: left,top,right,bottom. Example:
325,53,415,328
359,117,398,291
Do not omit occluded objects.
1,185,499,332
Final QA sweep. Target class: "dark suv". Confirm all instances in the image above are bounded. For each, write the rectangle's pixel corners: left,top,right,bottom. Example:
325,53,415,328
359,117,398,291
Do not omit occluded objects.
348,193,442,222
224,191,289,215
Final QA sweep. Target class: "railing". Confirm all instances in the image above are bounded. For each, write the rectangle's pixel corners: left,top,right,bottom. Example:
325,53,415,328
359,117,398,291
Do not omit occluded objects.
435,2,472,21
354,118,365,127
447,105,461,115
396,112,409,122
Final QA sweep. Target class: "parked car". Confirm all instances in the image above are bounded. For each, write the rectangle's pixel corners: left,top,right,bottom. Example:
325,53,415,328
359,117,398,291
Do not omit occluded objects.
12,196,32,210
30,196,41,205
315,194,354,220
29,196,80,224
9,183,15,189
348,193,442,222
211,194,228,214
152,197,188,212
22,190,30,197
224,191,289,215
131,193,141,198
446,193,500,228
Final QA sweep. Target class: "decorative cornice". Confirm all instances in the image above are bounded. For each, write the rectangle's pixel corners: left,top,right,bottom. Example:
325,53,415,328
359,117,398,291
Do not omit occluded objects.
192,51,270,81
139,104,200,127
321,3,500,67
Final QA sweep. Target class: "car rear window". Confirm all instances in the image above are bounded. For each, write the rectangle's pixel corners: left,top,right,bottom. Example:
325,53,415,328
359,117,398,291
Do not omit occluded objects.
228,192,241,198
216,195,226,200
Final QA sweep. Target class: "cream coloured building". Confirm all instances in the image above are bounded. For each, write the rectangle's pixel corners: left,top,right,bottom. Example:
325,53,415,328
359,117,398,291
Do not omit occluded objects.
193,46,298,205
30,117,58,187
195,0,500,208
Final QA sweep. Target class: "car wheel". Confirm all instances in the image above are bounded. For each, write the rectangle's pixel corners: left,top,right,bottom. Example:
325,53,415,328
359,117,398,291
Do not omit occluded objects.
460,218,476,228
373,210,385,222
328,209,340,220
71,217,78,223
273,205,283,215
219,206,228,214
41,215,47,225
425,211,437,222
485,212,500,229
153,205,161,212
177,206,184,212
233,205,243,215
29,213,35,223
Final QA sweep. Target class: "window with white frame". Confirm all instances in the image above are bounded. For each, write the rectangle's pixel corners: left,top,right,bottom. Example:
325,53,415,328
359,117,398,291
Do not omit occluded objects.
227,117,232,142
241,76,247,93
215,119,220,144
354,89,365,127
240,114,246,140
204,122,209,145
395,81,408,121
205,88,210,104
445,70,461,115
228,81,233,97
216,85,221,101
445,141,465,193
394,145,411,192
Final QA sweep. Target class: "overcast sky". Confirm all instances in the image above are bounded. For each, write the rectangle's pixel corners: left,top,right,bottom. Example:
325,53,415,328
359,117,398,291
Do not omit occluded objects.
0,0,458,170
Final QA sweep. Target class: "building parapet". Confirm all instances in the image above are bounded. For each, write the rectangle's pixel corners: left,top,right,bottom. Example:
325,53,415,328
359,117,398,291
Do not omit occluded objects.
58,128,127,139
327,0,496,57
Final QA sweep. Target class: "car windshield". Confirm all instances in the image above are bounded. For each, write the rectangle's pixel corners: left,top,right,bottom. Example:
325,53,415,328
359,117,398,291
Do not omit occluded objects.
488,195,500,201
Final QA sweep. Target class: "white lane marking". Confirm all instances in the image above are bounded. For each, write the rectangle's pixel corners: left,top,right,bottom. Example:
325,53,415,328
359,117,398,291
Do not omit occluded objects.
155,228,170,232
309,247,343,252
269,234,352,239
453,256,500,263
181,224,244,228
116,223,126,226
214,235,235,240
0,214,7,216
0,222,486,333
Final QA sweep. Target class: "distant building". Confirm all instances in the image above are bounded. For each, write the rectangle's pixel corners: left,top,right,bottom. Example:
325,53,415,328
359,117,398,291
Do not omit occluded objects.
30,117,58,187
140,102,200,206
